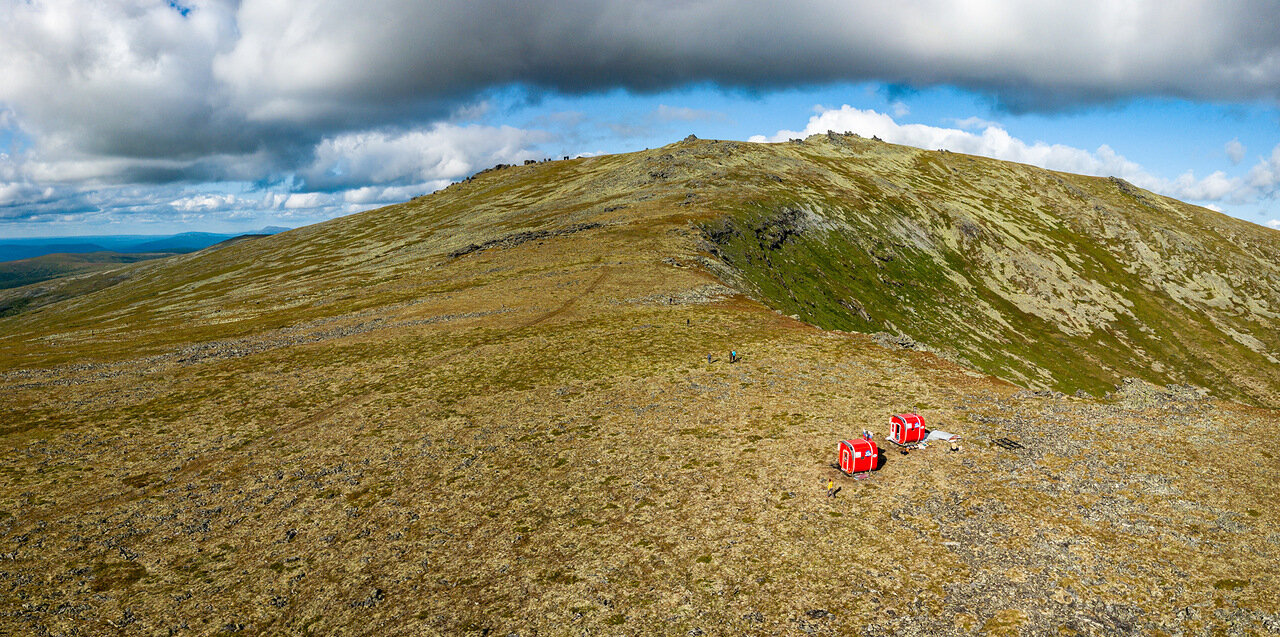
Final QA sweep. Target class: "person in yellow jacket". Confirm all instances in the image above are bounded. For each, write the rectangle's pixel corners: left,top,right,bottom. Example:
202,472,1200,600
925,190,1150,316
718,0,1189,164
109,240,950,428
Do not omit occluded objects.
826,478,836,498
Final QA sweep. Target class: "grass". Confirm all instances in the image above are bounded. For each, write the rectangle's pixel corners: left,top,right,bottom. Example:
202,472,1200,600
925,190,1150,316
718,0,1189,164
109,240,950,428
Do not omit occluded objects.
0,251,177,290
701,138,1279,406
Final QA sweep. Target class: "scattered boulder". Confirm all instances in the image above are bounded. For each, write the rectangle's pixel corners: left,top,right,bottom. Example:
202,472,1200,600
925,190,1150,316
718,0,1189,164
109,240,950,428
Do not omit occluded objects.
872,331,926,351
348,588,385,609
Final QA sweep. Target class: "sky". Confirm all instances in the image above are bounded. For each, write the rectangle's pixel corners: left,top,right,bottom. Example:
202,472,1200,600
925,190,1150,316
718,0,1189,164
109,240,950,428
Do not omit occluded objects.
2,1,1279,238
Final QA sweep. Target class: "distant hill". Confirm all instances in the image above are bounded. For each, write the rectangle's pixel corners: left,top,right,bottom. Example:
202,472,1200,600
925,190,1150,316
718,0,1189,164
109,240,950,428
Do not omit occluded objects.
0,226,288,263
0,242,110,262
0,229,284,291
0,251,176,292
127,232,242,253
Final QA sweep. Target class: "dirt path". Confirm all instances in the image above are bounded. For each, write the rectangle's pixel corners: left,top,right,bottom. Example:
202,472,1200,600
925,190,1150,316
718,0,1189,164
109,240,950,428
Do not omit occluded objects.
13,268,618,521
521,265,610,329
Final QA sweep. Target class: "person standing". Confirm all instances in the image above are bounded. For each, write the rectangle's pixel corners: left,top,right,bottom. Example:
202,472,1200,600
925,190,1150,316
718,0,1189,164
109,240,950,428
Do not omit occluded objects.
730,350,737,363
826,478,836,497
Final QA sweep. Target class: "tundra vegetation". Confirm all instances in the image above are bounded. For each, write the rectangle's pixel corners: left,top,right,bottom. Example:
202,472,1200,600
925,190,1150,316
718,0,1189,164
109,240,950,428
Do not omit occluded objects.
0,135,1277,634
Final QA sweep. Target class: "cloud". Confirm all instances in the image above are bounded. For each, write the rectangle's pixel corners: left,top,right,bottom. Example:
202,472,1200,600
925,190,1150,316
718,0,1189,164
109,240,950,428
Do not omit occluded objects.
1170,170,1240,201
301,123,551,191
3,1,1280,230
281,192,331,210
951,116,1001,130
211,0,1280,116
752,106,1147,178
340,183,447,205
448,101,493,123
0,182,53,208
1246,143,1280,189
169,193,246,212
751,105,1280,207
1267,219,1280,229
4,1,1280,174
0,119,550,232
1226,138,1247,165
651,105,727,122
1,1,248,160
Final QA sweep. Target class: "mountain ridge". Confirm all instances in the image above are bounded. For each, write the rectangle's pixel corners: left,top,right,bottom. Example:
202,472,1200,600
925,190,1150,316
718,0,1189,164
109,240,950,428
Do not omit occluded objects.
2,135,1276,404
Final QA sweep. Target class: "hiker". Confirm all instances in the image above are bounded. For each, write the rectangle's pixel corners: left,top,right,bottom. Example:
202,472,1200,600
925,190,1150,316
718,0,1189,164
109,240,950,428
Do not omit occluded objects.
707,353,712,364
730,350,737,363
826,478,836,498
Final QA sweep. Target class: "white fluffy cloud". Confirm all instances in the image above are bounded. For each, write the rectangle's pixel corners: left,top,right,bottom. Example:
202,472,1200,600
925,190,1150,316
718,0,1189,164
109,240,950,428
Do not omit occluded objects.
0,119,548,231
1226,138,1247,165
751,105,1280,208
169,193,245,212
302,123,551,191
282,192,331,210
752,106,1152,181
0,1,241,161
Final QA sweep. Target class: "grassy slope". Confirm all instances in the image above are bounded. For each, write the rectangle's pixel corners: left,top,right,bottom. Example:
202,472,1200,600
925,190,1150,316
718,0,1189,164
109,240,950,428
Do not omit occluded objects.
697,135,1280,406
0,140,1277,635
0,251,176,292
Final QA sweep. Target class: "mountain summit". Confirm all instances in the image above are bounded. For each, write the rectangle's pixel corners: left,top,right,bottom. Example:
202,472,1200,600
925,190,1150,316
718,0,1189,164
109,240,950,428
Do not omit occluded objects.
15,133,1271,403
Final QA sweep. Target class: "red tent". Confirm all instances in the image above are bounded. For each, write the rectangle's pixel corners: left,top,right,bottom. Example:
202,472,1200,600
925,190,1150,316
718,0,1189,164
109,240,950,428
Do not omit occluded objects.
889,413,926,445
838,438,879,474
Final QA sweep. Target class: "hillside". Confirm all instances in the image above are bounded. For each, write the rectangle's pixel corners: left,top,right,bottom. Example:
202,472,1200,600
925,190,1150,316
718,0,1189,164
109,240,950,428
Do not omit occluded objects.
0,137,1278,635
0,251,176,292
0,228,289,263
699,135,1280,406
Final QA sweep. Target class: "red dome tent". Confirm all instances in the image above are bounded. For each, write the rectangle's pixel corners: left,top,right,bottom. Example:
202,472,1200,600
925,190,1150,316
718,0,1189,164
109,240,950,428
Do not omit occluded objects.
889,413,926,445
838,438,879,474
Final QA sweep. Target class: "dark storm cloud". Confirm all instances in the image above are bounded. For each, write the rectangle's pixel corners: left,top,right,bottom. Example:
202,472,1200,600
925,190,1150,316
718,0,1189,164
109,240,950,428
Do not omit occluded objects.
216,0,1280,117
3,0,1280,190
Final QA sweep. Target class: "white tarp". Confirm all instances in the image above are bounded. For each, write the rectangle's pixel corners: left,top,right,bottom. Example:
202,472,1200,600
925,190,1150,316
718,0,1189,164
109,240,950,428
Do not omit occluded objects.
925,430,959,441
